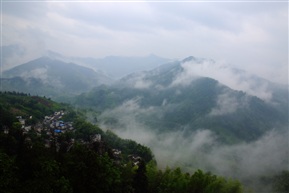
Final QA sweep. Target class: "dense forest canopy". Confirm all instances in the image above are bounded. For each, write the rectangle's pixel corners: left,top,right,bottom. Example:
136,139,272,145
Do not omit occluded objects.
0,92,288,193
0,92,246,193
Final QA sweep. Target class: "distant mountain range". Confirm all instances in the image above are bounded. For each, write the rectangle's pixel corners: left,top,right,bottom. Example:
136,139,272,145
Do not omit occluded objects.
1,48,172,99
44,50,172,79
1,53,288,143
1,45,171,79
2,52,288,187
74,56,288,143
1,57,112,99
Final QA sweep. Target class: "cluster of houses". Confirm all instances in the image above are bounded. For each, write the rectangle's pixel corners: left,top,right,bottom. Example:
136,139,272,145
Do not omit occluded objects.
12,111,106,152
16,115,32,134
14,111,75,137
111,150,143,166
10,111,75,149
128,155,143,166
43,111,74,134
3,110,143,166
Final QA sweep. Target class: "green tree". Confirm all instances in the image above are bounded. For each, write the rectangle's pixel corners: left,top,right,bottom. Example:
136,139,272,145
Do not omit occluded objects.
273,170,289,193
63,143,121,193
0,151,18,193
146,161,162,193
133,160,148,193
120,162,135,193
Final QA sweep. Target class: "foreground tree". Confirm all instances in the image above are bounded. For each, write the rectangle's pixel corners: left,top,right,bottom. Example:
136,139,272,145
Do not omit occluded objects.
273,170,289,193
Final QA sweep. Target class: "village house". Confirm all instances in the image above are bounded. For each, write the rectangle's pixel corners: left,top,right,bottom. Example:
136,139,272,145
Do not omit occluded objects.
91,134,101,142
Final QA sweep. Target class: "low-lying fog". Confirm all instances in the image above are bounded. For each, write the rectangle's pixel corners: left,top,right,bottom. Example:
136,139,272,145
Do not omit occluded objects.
98,98,288,192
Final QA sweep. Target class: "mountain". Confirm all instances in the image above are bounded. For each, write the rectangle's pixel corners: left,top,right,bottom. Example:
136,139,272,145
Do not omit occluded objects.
2,44,171,79
0,92,246,193
66,53,172,79
1,44,27,71
72,56,289,192
40,50,172,79
1,57,113,100
74,56,288,143
2,55,288,192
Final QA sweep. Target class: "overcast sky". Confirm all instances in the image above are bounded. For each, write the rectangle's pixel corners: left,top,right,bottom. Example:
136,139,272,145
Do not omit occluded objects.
1,1,288,84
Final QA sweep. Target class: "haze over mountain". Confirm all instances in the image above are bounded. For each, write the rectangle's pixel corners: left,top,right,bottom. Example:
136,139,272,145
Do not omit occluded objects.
68,54,171,79
1,49,172,99
43,50,172,79
2,45,171,79
1,52,288,192
75,56,288,141
1,57,113,99
2,1,288,192
74,56,288,192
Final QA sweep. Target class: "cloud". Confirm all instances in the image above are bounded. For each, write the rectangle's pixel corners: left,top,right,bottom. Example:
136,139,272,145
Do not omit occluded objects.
21,67,48,83
2,13,48,69
99,100,288,191
97,96,288,191
134,79,152,89
209,90,241,116
53,2,155,33
1,1,287,85
150,128,288,180
99,98,158,144
132,74,153,89
2,2,48,20
171,59,273,101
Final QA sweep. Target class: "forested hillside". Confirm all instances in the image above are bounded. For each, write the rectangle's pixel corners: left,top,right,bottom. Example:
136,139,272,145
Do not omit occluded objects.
1,57,112,100
71,57,289,193
0,92,248,193
74,75,288,143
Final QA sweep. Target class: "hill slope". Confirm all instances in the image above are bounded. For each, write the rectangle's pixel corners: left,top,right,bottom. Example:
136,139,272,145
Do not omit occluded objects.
37,50,171,79
74,56,288,143
1,57,112,99
0,92,245,193
72,56,289,192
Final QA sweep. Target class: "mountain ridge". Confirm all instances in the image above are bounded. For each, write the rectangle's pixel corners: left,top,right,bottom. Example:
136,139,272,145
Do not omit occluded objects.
1,57,113,99
74,56,288,144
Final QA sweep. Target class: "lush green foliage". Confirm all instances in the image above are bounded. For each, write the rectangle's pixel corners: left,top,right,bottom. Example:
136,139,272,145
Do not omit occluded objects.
273,170,289,193
72,118,153,163
146,163,243,193
1,57,112,101
0,93,245,193
0,131,243,193
0,91,65,127
74,77,288,143
102,130,153,163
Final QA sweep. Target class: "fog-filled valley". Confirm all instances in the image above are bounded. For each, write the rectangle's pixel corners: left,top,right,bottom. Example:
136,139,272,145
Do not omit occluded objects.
77,56,288,192
1,53,288,192
1,1,288,192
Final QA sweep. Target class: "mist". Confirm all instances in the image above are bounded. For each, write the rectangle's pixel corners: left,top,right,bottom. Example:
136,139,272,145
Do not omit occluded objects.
2,2,287,192
98,98,288,192
171,59,274,101
209,88,245,116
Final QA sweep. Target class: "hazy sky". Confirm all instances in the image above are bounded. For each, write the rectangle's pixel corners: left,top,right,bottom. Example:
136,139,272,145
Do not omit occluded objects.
1,0,288,83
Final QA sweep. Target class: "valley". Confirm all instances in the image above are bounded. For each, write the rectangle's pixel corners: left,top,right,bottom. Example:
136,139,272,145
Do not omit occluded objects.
2,2,288,192
1,54,288,192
